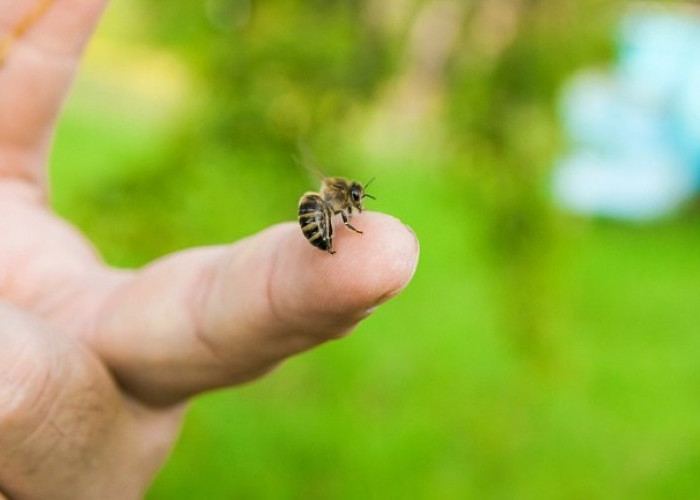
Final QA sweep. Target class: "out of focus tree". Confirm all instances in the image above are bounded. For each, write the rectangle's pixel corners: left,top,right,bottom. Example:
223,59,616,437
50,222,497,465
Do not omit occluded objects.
445,0,620,362
143,0,392,163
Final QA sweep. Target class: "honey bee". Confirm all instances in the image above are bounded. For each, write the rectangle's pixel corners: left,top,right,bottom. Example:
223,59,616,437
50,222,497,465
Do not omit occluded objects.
298,177,375,254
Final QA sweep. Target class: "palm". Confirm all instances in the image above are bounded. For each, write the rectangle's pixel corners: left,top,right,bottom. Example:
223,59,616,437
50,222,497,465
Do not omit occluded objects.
0,1,417,499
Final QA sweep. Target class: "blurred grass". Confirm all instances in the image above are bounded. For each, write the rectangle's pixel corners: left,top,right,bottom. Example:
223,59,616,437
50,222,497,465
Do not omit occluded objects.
49,0,700,498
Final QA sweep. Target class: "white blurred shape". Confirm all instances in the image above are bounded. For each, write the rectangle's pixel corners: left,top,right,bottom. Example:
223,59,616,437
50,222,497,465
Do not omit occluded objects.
553,151,695,221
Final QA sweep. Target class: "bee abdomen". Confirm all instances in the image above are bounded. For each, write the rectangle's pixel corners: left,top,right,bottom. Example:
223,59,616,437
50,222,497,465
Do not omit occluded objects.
298,193,334,253
299,196,319,215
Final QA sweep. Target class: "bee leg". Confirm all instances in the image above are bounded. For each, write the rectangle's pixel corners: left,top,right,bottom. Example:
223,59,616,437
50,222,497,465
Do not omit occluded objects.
337,210,363,234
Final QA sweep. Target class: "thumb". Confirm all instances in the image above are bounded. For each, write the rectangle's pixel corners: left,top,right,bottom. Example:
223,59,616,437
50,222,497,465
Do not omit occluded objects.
93,212,419,406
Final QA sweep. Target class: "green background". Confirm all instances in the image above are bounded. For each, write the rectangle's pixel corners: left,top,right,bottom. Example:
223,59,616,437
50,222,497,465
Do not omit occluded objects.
50,0,700,498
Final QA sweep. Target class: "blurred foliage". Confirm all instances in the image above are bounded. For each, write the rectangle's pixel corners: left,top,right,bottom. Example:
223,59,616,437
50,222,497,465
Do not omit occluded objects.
145,0,391,157
49,0,700,498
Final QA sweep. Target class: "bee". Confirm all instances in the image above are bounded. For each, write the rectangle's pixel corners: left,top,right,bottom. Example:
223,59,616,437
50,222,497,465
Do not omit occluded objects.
298,177,376,254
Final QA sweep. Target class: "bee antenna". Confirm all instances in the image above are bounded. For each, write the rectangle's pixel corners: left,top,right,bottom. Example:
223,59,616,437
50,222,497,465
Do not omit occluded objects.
363,193,376,200
364,176,376,188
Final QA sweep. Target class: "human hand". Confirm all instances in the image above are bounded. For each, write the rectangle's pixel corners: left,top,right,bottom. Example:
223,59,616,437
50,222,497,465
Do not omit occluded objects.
0,1,419,498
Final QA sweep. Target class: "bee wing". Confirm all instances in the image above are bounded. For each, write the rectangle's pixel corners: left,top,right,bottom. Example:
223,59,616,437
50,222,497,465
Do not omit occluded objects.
295,140,328,186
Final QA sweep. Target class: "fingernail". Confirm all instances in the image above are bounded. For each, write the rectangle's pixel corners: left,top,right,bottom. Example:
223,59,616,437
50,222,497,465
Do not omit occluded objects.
361,306,378,319
403,223,417,239
403,223,420,278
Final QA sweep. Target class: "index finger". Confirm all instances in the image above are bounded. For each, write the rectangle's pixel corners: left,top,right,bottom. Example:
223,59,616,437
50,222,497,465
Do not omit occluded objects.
92,212,420,406
0,0,107,190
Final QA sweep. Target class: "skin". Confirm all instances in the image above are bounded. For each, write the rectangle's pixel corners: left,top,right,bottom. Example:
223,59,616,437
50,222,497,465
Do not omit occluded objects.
0,1,420,499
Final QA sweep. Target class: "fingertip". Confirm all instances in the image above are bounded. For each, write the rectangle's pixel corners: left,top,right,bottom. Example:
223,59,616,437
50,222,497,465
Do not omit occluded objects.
275,211,419,327
333,212,419,306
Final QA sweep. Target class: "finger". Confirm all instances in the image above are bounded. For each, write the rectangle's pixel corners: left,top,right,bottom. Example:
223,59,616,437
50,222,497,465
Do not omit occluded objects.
93,212,419,406
0,0,108,187
0,301,156,499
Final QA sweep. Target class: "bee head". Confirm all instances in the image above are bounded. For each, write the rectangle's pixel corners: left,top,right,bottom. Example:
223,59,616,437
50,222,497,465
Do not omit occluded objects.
350,182,364,212
350,178,376,213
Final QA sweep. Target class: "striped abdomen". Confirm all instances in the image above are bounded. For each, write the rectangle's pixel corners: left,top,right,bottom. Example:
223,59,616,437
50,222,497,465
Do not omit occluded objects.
298,193,335,254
